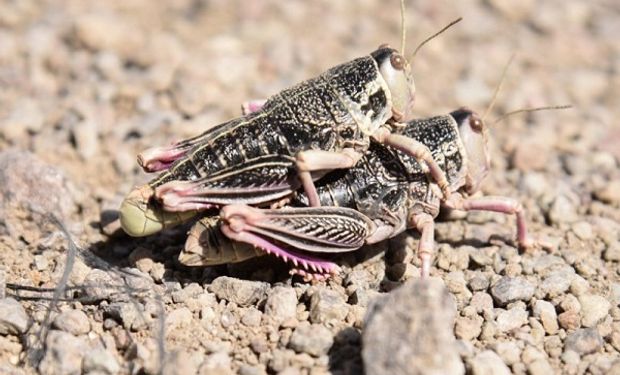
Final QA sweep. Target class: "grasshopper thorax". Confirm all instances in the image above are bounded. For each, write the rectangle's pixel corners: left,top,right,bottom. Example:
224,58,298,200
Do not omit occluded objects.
371,45,415,122
450,107,491,195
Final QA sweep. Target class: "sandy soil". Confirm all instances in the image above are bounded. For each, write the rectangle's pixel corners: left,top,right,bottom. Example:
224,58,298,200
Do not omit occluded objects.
0,1,619,374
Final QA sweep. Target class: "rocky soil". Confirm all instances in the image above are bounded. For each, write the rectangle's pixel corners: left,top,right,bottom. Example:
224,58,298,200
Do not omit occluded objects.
0,0,619,374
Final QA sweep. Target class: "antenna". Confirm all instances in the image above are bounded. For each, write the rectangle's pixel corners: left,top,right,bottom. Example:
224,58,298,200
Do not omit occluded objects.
410,17,463,61
481,52,516,122
493,105,573,125
400,0,407,55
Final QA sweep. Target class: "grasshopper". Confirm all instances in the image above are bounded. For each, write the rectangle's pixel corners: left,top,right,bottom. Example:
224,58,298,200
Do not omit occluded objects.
179,107,541,279
119,9,464,238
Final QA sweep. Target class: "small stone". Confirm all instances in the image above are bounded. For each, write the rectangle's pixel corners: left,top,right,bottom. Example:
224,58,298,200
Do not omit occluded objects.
289,323,333,357
241,307,262,327
363,278,464,375
468,274,490,291
539,268,575,297
82,347,121,375
490,277,535,306
455,315,483,340
569,276,590,296
496,307,528,332
532,300,559,335
571,222,593,241
579,294,610,328
469,350,511,375
53,309,90,336
521,346,546,364
199,352,232,373
469,292,493,313
209,277,269,307
167,307,193,330
128,247,155,273
0,298,30,335
38,330,84,375
604,243,620,261
527,358,554,375
309,287,347,324
105,302,148,331
564,328,603,354
494,342,521,365
594,180,620,206
547,195,579,224
264,286,297,322
239,364,267,375
558,311,581,331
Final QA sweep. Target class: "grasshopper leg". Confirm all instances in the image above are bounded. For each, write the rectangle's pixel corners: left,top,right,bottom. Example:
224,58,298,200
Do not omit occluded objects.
373,128,452,200
241,99,267,115
410,213,435,278
296,149,363,207
444,194,538,250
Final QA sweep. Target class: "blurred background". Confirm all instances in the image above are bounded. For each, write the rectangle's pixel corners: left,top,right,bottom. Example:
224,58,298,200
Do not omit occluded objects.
1,1,619,374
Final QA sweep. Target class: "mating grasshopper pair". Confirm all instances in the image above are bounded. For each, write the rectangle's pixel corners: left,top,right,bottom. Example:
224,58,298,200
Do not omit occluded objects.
119,7,545,280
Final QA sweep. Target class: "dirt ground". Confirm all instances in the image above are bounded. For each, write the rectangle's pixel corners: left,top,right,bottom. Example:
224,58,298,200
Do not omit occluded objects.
0,0,619,374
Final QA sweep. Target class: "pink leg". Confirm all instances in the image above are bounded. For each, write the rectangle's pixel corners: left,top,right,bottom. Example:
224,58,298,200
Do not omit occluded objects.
410,213,435,278
296,149,363,207
373,128,451,200
138,144,189,172
444,195,535,249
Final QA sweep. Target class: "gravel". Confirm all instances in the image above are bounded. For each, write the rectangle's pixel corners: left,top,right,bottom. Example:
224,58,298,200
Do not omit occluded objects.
0,1,617,373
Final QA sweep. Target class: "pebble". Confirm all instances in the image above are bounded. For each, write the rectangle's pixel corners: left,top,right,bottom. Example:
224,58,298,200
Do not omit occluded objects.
539,268,575,297
494,341,521,365
578,294,610,328
38,330,85,375
82,347,121,374
547,195,579,224
594,180,620,206
288,323,333,357
209,277,269,307
490,276,535,306
532,300,559,335
241,307,262,327
468,350,511,375
527,358,554,375
53,309,90,336
0,150,76,221
0,298,30,335
469,292,493,313
571,221,593,240
362,278,464,375
264,286,298,322
496,307,528,332
558,310,581,331
455,315,483,340
309,287,347,324
104,302,148,331
167,307,193,330
564,328,603,355
604,243,620,261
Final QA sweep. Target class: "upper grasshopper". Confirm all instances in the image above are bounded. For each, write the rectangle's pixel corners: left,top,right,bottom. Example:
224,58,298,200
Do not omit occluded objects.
119,5,462,238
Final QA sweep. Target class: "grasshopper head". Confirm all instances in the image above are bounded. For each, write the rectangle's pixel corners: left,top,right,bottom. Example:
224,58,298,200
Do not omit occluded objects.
372,46,415,122
450,107,491,194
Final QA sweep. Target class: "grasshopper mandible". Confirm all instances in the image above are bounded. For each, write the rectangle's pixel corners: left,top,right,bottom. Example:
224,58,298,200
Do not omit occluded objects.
119,4,462,238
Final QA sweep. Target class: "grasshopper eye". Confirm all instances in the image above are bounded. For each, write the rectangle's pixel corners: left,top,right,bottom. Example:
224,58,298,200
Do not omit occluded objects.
390,53,406,70
470,115,484,133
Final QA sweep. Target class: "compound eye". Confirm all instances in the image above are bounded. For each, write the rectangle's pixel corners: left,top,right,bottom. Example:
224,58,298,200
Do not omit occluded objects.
390,53,406,70
470,116,484,132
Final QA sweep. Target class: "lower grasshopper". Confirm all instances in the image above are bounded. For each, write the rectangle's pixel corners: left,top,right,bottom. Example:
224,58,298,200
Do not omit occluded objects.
179,107,545,279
